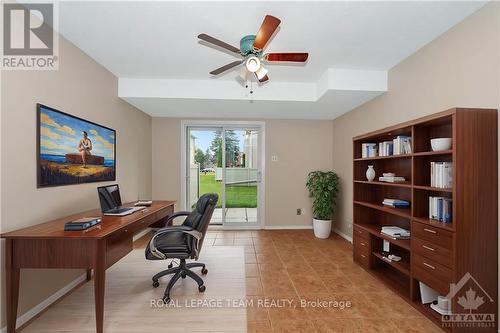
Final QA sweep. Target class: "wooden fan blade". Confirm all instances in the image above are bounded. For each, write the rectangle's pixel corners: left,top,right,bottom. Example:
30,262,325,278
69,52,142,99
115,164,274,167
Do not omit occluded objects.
209,60,243,75
265,53,309,62
198,33,240,54
253,15,281,51
255,72,269,83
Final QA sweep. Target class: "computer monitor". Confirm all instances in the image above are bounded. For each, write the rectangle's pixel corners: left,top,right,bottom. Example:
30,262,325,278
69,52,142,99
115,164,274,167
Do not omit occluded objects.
97,184,122,212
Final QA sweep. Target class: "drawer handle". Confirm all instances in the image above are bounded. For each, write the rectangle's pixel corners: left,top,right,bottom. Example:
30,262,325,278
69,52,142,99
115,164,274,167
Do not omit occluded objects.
357,230,363,234
360,242,366,246
423,228,437,234
423,262,435,270
361,254,366,258
422,245,435,252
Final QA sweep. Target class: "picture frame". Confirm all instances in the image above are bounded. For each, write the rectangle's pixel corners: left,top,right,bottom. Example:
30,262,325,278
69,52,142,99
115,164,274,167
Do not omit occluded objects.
37,103,116,187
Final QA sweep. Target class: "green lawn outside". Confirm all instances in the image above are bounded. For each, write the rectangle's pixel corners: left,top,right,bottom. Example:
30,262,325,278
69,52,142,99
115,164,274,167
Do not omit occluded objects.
199,173,257,208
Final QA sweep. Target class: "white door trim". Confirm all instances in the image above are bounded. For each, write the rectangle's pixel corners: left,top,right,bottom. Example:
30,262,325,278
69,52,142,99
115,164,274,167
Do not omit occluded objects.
180,120,266,229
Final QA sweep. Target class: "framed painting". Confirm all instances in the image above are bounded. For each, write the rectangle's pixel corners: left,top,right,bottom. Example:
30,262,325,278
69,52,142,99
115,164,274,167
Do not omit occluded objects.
37,104,116,187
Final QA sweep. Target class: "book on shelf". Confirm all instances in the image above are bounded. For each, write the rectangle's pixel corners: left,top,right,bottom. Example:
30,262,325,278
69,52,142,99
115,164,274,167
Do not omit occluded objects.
430,162,452,188
361,143,378,158
378,141,393,157
382,198,410,208
64,217,101,231
381,226,410,239
428,196,452,223
393,136,412,155
378,176,406,183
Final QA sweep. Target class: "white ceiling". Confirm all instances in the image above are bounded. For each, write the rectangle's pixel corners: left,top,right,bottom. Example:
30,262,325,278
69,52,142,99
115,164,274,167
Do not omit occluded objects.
58,1,486,119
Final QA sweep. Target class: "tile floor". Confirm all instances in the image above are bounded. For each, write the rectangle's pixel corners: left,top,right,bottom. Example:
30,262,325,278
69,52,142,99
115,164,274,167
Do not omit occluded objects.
136,229,443,333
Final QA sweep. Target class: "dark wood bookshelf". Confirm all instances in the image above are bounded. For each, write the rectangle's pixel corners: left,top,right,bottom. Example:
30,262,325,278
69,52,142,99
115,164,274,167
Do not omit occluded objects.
352,108,498,333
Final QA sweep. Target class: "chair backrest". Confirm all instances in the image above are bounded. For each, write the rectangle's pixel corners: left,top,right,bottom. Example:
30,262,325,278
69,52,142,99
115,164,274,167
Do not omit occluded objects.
183,193,218,252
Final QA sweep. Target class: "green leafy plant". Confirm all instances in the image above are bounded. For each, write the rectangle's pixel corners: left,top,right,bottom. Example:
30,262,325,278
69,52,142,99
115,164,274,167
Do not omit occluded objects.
306,171,340,220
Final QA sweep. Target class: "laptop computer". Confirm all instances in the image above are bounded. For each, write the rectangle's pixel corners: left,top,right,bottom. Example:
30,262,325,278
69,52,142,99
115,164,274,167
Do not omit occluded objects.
97,184,144,216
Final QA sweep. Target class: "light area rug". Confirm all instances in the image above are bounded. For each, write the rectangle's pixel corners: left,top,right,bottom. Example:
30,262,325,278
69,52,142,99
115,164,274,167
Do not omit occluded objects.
22,246,246,333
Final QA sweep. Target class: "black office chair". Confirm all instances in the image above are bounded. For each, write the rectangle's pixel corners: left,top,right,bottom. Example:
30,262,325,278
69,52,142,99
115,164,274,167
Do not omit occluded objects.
145,193,218,303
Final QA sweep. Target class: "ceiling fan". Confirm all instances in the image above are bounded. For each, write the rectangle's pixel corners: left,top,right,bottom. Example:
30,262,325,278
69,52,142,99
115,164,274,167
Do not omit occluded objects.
198,15,308,83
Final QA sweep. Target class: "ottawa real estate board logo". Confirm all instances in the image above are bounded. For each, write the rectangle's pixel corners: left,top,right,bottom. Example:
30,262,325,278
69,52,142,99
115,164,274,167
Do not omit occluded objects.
1,1,58,70
441,272,495,329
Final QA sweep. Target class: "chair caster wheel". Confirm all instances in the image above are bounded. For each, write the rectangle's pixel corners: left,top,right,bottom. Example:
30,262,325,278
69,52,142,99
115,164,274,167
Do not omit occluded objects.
181,272,187,279
168,263,173,269
152,281,160,288
201,268,208,275
162,297,171,304
198,285,206,292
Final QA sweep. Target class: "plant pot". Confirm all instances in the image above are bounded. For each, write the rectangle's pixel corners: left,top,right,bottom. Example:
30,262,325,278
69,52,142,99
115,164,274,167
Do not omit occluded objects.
313,218,332,239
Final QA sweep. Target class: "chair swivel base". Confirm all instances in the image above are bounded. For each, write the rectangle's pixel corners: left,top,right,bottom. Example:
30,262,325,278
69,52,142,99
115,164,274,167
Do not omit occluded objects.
152,259,208,303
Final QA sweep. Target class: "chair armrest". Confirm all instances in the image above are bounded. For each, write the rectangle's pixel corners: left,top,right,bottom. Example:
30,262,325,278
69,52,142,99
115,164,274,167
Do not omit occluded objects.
149,225,203,260
164,211,191,226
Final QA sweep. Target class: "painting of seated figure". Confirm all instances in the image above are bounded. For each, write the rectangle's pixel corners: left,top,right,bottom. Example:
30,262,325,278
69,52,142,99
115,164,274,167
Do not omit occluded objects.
37,104,116,187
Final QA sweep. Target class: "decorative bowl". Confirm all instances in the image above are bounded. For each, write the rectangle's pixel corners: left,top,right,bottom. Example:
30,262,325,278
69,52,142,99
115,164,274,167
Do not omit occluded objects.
430,138,452,151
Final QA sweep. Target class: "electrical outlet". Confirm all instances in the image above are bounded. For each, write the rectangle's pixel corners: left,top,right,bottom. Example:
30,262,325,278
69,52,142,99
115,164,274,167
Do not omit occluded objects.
296,208,302,215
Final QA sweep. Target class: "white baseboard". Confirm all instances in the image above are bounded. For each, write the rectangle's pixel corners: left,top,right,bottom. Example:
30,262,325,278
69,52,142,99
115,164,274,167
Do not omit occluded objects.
332,227,353,243
0,229,151,333
264,225,313,230
0,272,87,333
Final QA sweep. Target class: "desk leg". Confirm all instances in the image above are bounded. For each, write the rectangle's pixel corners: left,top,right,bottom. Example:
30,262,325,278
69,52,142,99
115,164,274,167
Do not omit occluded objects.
94,240,106,333
86,269,93,281
6,239,20,333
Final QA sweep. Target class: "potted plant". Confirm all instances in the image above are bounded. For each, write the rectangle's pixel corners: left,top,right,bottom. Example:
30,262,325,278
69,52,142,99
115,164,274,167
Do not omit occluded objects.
306,171,340,239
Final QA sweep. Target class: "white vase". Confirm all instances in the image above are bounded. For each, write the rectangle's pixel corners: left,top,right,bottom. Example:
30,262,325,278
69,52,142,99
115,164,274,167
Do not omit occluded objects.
366,165,375,181
313,219,332,239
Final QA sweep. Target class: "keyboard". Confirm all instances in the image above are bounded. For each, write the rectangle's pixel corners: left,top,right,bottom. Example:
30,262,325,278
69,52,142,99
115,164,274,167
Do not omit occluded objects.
106,207,132,214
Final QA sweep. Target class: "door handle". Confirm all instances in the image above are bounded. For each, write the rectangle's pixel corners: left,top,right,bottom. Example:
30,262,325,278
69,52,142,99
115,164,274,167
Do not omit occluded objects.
423,262,435,270
422,245,435,252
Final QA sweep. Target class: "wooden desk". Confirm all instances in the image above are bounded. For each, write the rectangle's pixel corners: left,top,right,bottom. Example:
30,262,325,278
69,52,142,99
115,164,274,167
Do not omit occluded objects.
1,200,175,333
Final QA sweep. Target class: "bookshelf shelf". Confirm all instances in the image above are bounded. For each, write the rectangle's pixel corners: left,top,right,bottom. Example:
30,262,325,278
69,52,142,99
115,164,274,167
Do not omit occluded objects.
354,200,411,219
353,180,412,188
352,108,498,332
412,217,454,232
356,223,411,250
372,252,410,276
413,185,452,193
353,154,412,162
412,150,452,156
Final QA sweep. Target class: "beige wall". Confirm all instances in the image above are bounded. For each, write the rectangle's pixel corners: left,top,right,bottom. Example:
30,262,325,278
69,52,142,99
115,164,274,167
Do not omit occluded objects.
152,118,333,227
331,2,500,237
0,36,152,326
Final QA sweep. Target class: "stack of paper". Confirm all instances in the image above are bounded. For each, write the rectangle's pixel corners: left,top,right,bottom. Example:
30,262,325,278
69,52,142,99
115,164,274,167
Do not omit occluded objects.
379,176,406,183
381,226,410,239
382,198,410,208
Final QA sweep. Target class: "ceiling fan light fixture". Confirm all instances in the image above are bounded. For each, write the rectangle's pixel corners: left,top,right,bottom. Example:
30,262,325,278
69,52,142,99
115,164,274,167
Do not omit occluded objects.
245,56,261,73
255,65,268,80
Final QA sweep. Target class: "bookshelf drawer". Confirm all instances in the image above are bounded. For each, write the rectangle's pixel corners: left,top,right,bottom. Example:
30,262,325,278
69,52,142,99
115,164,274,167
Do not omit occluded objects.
353,235,370,254
412,253,452,294
413,237,453,268
353,248,370,268
412,222,452,249
353,225,370,240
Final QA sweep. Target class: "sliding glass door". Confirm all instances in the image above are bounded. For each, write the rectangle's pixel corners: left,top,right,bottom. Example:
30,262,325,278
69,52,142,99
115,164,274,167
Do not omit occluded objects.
185,125,262,228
